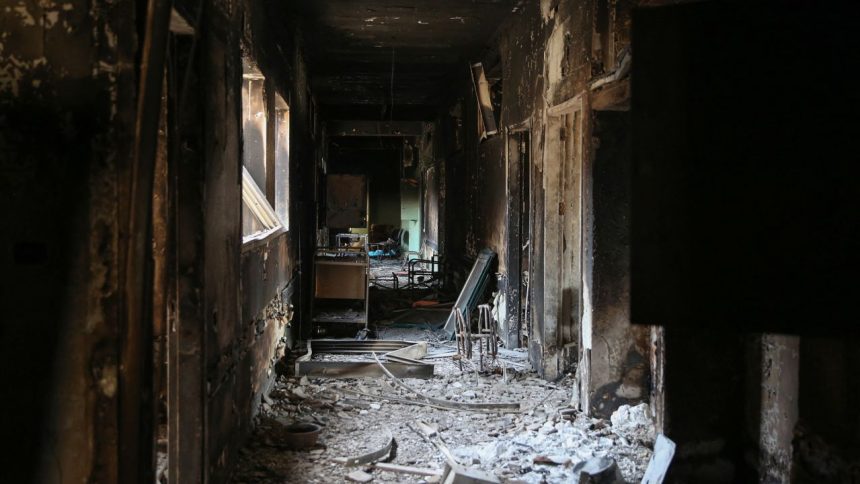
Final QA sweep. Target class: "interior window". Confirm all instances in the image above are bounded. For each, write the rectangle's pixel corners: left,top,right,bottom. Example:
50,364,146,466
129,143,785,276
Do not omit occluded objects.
274,93,290,229
241,57,285,245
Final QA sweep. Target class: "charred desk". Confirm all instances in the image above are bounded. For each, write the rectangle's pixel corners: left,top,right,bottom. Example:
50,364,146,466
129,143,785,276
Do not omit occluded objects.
312,234,370,331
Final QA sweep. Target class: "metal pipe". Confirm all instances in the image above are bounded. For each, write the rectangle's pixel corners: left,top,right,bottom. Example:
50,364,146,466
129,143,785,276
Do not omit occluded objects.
121,0,173,480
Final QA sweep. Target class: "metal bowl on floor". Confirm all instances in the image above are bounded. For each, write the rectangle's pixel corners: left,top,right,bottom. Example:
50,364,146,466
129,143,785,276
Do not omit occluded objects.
282,422,322,450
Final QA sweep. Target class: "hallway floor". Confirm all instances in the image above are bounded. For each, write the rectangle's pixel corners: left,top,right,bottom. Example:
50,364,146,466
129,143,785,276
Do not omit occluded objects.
230,338,654,483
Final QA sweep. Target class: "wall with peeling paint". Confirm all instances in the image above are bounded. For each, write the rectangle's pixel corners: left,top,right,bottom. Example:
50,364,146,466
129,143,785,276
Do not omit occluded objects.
0,0,315,480
8,1,857,483
588,110,650,418
214,1,317,480
1,0,136,480
440,0,652,399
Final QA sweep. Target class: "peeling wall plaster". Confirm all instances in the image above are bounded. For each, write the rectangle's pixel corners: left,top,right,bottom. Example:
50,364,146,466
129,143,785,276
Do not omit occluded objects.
1,0,136,480
430,0,656,428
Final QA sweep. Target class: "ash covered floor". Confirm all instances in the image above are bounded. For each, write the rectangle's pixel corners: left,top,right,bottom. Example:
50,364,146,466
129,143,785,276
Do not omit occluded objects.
230,342,655,483
369,257,409,288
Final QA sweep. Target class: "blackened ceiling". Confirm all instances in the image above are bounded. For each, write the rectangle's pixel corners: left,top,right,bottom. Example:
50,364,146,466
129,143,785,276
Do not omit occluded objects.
284,0,519,120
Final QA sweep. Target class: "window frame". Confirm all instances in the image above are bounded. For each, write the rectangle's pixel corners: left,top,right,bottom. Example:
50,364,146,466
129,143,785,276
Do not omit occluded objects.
241,165,285,250
240,57,288,250
273,92,290,230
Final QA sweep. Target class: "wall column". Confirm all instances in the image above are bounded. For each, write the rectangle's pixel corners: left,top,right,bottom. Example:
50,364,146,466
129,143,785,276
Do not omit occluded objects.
585,108,651,418
758,334,799,483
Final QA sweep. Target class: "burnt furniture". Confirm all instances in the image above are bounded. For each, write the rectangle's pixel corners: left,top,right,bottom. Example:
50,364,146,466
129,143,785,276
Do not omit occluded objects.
312,234,369,330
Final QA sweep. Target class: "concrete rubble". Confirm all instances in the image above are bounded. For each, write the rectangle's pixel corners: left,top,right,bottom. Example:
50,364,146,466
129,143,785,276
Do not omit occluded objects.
232,343,655,483
610,404,656,445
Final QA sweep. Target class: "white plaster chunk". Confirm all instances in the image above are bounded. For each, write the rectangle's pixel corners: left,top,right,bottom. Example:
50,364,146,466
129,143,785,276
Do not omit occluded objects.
346,470,373,483
610,403,656,443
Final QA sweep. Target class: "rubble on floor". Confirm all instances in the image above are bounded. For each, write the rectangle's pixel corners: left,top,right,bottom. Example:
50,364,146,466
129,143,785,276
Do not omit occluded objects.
232,346,655,483
369,258,409,288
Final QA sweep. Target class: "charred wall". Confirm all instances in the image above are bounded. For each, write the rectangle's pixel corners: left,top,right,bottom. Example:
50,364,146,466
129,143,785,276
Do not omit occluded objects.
0,0,315,481
433,2,818,479
796,337,860,481
438,0,651,401
588,110,650,418
461,10,787,480
201,19,244,482
475,136,507,270
442,97,476,273
326,138,402,231
165,2,314,479
1,0,137,481
217,1,316,481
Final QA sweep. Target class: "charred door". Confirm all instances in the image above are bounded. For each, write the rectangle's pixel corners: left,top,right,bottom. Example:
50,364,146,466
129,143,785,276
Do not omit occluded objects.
505,130,531,349
326,174,367,230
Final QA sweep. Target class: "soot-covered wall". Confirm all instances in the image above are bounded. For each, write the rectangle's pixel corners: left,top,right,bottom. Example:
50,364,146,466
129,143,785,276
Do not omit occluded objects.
1,0,137,480
0,0,316,481
447,1,859,482
436,0,648,409
226,2,317,481
327,137,402,232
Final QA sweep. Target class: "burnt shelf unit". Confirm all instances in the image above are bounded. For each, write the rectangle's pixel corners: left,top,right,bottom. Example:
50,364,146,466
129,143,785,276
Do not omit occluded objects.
311,233,370,330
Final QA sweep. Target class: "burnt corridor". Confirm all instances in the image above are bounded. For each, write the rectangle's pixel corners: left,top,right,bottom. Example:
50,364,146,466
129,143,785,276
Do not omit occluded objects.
2,0,858,483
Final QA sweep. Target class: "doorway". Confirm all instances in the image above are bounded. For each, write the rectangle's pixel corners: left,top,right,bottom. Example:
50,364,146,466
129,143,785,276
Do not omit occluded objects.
505,128,531,349
535,97,585,381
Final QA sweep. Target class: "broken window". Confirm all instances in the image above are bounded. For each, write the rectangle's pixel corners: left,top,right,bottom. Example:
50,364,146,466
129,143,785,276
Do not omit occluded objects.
274,93,290,229
470,62,498,139
242,57,286,245
242,60,267,193
242,165,283,244
592,0,615,74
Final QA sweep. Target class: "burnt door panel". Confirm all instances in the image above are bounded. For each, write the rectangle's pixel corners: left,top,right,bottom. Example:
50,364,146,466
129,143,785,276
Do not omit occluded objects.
326,174,367,229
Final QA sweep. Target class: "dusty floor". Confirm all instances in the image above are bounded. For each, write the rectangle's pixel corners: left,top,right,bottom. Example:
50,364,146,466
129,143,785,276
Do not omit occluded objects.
230,339,655,483
369,258,410,289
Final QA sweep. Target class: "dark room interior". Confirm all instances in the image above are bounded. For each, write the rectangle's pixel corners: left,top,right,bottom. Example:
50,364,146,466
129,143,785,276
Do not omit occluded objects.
2,0,858,483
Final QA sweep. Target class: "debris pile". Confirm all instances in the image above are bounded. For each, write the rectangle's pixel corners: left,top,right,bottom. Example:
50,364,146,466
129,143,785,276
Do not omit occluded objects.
232,345,658,483
449,407,652,482
610,403,657,444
